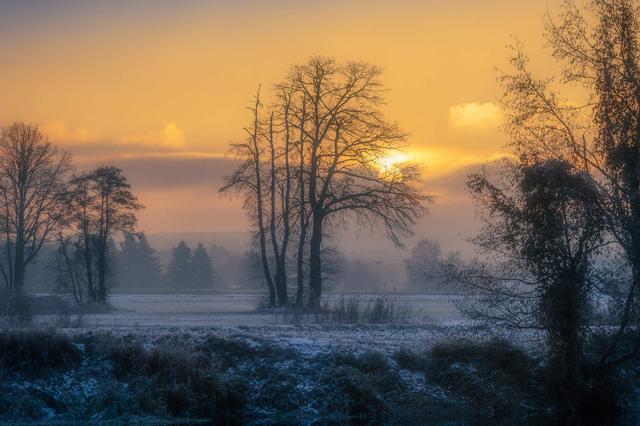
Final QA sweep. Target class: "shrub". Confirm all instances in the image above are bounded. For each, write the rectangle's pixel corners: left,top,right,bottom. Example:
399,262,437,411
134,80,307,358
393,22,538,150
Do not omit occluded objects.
99,336,246,422
317,350,407,423
0,329,81,375
0,295,33,326
427,338,535,417
395,347,429,372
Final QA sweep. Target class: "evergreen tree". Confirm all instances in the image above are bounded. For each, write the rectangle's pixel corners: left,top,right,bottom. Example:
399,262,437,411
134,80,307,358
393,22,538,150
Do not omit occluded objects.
116,233,138,289
191,243,214,290
116,232,162,291
166,241,193,289
136,233,162,288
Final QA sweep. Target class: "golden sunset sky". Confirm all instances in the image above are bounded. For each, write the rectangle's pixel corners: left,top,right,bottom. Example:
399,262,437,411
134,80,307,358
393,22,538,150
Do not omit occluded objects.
0,0,558,245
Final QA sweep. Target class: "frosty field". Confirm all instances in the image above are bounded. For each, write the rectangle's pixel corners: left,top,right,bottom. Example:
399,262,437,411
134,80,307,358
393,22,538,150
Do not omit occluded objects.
92,293,463,326
75,293,475,354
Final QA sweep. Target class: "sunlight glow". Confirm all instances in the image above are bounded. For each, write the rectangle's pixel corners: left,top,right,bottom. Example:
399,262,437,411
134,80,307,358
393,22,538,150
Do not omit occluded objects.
377,151,411,177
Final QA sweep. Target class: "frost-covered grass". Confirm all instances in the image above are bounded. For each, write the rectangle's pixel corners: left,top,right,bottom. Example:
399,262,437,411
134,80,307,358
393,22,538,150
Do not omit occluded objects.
1,326,639,425
273,295,418,325
1,294,639,424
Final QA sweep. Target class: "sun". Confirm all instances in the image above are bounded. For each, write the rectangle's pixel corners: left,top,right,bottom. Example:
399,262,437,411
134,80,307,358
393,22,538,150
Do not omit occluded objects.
377,151,410,176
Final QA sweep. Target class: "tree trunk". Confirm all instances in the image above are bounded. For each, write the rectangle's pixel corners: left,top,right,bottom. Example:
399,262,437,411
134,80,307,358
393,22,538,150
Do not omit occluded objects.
543,270,585,413
258,232,276,307
296,217,307,306
251,99,276,307
82,237,96,302
12,241,24,295
268,113,287,306
278,102,293,306
308,211,323,309
295,94,307,307
97,240,107,302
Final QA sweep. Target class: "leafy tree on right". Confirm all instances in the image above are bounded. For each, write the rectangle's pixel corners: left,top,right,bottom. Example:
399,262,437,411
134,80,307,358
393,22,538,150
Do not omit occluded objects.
449,0,640,417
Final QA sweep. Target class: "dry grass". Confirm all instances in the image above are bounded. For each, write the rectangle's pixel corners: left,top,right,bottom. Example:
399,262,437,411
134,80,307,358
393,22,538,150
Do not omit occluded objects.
275,295,416,325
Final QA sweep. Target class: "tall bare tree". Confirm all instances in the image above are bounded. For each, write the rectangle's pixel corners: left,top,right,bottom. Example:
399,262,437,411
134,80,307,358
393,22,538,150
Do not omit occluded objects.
0,122,72,295
224,58,428,309
286,58,428,308
221,88,278,306
293,93,309,306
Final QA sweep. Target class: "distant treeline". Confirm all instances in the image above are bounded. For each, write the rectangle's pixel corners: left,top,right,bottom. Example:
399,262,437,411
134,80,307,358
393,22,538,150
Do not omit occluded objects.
19,233,454,295
20,235,255,294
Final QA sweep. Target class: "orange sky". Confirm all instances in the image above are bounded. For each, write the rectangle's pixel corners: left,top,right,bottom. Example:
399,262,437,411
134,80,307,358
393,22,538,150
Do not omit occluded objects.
0,0,560,243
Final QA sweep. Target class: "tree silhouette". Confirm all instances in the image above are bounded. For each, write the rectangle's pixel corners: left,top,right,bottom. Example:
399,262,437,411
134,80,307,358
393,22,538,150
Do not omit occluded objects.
0,122,72,295
454,160,603,411
166,241,193,289
115,232,162,291
69,166,142,302
498,0,640,380
222,57,428,308
191,243,214,290
405,239,443,292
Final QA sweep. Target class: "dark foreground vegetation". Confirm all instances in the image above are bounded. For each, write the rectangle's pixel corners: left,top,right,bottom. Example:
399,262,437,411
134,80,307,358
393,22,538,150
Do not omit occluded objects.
0,329,638,425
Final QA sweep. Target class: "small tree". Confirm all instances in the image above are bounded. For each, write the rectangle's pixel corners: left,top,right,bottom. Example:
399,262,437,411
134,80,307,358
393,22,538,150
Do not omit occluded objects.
0,122,72,295
52,233,87,305
405,239,444,292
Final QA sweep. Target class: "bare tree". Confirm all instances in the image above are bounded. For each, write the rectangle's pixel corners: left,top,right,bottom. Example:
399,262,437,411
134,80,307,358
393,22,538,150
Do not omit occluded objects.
53,233,86,305
221,88,277,306
286,58,428,308
0,122,72,295
294,94,309,306
223,58,428,309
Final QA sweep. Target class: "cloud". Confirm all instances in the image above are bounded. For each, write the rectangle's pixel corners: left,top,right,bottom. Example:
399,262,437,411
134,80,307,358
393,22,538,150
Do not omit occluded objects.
424,153,515,200
449,102,502,128
43,121,187,150
42,122,97,144
119,121,187,149
160,122,185,148
78,155,240,191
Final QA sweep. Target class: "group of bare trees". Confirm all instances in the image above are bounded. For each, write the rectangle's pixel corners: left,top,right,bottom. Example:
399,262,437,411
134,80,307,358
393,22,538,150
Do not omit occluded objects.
0,122,141,305
450,0,640,415
222,57,427,308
